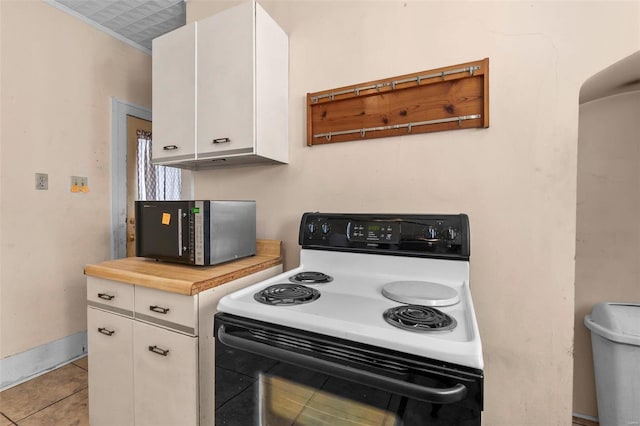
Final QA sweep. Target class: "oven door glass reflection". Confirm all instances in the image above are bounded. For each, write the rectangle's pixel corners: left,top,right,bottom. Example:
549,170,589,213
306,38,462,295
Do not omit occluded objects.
260,373,398,426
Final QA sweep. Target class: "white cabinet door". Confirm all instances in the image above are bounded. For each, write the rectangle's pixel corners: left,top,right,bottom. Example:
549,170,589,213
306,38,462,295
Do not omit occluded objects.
87,308,134,426
152,23,197,163
196,1,255,158
133,321,198,426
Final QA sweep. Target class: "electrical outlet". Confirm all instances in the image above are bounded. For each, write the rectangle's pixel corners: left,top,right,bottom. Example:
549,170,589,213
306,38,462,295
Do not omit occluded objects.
35,173,48,190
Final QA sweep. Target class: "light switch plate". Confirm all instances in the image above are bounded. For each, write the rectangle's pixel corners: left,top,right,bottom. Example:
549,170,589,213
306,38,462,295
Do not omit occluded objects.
71,176,89,193
35,173,48,190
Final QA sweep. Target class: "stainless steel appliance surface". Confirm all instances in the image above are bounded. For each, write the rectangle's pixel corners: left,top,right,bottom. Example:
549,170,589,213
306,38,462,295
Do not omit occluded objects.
214,213,483,425
135,200,256,266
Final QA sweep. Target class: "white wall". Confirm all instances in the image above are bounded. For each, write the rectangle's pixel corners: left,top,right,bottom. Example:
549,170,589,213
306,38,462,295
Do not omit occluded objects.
0,0,151,371
574,89,640,417
0,0,4,373
186,1,640,424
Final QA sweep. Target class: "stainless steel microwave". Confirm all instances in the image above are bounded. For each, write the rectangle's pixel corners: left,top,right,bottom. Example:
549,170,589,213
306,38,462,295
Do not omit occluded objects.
135,200,256,266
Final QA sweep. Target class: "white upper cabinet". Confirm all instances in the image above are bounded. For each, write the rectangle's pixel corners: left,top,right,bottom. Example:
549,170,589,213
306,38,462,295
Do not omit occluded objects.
152,0,288,169
152,24,196,163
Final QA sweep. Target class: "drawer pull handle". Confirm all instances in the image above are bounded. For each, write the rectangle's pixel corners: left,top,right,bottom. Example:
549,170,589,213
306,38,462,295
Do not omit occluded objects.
212,137,230,144
98,327,115,336
163,145,178,150
150,305,170,314
97,293,115,301
148,345,170,356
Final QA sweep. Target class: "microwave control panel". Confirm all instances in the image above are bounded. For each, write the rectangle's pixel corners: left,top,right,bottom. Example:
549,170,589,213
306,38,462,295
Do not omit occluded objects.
193,200,205,265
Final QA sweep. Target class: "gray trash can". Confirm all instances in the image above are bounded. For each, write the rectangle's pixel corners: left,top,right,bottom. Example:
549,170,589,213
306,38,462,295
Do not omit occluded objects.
584,303,640,426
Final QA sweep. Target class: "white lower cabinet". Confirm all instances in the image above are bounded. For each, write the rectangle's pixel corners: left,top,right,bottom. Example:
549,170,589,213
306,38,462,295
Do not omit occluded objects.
87,308,134,426
133,321,197,426
86,264,282,426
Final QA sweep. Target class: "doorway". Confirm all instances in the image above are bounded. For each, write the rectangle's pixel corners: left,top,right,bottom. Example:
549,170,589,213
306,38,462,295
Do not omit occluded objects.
572,50,640,421
126,116,152,257
111,98,151,259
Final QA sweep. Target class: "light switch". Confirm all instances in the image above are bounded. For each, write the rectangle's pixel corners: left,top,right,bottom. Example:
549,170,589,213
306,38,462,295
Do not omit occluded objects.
71,176,89,193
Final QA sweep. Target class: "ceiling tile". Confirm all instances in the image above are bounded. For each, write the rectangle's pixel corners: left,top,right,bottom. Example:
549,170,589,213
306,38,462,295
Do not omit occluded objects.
48,0,185,53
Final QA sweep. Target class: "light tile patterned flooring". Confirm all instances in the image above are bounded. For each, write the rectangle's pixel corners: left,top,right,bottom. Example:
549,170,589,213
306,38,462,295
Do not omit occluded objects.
0,357,598,425
0,357,88,425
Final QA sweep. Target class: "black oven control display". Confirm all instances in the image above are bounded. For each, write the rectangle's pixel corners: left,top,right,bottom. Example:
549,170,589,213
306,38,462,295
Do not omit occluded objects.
299,213,470,260
347,222,401,244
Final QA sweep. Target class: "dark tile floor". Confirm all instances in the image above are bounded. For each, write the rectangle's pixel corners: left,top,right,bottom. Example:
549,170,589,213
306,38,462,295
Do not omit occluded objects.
0,357,598,425
572,417,599,426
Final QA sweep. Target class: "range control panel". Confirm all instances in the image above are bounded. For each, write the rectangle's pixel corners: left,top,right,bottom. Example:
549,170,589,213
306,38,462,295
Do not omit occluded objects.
347,222,402,244
299,213,470,260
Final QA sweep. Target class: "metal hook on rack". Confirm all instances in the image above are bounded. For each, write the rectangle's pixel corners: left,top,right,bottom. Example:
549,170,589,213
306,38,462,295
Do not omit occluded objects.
312,114,482,141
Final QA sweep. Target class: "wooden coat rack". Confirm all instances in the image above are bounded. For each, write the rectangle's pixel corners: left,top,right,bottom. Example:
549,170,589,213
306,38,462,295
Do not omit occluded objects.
306,58,489,146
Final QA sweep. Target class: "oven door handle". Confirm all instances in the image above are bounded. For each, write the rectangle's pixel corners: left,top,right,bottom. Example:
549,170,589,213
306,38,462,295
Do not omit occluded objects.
217,325,468,404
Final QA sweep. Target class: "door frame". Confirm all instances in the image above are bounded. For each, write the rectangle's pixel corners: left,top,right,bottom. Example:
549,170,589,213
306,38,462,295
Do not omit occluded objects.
111,97,151,259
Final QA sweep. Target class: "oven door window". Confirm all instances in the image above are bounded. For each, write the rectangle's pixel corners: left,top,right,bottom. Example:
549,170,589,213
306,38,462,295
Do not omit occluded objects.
214,316,482,426
260,369,398,425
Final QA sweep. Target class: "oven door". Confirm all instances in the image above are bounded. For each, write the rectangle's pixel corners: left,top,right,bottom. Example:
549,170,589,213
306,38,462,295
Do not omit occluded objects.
214,314,483,426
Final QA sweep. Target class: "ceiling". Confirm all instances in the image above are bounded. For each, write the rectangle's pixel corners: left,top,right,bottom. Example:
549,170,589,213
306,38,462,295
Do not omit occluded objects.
46,0,186,54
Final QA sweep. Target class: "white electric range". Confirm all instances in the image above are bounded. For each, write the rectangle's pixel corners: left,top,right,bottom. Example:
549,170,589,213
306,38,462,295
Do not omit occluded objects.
214,213,484,425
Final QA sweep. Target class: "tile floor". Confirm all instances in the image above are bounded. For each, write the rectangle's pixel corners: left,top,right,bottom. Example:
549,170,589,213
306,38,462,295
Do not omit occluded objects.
572,418,600,426
0,357,88,425
0,358,598,425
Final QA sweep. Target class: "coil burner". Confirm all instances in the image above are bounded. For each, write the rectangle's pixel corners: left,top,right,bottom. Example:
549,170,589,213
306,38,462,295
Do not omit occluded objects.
289,271,333,284
383,305,457,332
254,284,321,306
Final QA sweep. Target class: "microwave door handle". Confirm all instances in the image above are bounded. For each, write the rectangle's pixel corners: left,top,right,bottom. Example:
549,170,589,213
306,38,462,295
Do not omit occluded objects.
217,325,467,405
177,208,183,257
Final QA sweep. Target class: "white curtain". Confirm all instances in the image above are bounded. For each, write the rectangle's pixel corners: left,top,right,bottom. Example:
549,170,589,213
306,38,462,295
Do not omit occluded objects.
136,130,181,201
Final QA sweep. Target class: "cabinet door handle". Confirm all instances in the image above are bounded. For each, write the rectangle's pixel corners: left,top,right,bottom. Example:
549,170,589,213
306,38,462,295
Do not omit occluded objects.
163,145,178,150
97,293,115,301
148,345,170,356
98,327,115,336
149,305,170,314
212,137,231,144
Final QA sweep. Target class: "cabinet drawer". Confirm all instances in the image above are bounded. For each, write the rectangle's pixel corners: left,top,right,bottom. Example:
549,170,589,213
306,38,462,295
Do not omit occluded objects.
134,286,198,335
87,277,134,317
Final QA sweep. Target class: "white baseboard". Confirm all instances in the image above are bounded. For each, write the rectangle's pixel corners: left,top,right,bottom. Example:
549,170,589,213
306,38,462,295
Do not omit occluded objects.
0,331,87,391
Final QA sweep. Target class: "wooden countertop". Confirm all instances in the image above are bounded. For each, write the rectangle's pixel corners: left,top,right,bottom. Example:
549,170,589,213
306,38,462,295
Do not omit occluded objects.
84,239,282,296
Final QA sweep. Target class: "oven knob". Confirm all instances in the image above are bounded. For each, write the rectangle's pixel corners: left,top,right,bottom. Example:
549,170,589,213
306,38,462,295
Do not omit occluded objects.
307,223,317,234
426,226,438,239
321,223,331,234
447,227,458,240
